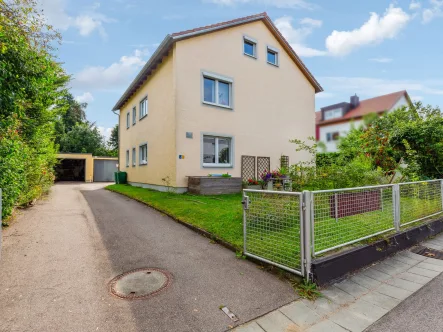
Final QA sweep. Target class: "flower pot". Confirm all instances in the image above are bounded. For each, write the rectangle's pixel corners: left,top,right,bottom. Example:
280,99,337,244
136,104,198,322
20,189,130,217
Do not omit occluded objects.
247,185,261,190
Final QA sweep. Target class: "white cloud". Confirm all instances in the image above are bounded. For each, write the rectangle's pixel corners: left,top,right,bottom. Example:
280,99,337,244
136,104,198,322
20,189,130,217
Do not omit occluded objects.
97,126,113,142
318,76,443,98
299,17,322,27
274,16,327,57
204,0,317,9
410,95,424,101
39,0,114,38
369,57,393,63
422,0,443,23
325,5,410,56
316,92,335,99
410,1,422,10
75,92,94,103
72,49,149,91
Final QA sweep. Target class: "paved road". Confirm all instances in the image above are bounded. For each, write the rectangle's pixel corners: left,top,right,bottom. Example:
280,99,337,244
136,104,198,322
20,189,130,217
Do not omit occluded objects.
0,183,296,332
366,271,443,332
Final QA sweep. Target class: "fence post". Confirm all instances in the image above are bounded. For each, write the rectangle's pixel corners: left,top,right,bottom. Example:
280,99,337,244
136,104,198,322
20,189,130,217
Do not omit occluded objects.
441,180,443,212
303,191,312,280
393,184,401,232
242,190,249,255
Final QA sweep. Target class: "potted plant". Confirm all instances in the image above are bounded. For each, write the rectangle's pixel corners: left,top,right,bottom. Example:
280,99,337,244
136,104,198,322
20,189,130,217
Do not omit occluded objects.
246,178,261,190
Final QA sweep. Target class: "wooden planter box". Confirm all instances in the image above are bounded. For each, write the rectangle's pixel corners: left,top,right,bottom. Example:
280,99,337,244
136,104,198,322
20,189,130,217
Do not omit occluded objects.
188,176,242,195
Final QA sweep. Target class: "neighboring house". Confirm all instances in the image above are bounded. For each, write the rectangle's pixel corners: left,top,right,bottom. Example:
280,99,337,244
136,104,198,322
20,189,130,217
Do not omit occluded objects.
112,12,322,193
316,91,411,152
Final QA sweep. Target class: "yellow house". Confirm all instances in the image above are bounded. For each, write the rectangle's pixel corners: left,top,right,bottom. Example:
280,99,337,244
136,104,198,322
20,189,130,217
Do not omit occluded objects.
112,12,323,193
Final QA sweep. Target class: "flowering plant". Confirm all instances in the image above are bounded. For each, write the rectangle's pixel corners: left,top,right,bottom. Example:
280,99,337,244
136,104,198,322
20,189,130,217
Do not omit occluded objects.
260,169,286,182
247,178,259,185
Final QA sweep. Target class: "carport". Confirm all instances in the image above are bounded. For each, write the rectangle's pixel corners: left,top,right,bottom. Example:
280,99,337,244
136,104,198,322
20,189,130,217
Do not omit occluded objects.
56,153,118,183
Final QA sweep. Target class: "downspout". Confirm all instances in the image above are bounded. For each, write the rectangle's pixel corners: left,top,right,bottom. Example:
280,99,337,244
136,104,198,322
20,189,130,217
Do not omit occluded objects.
112,110,120,172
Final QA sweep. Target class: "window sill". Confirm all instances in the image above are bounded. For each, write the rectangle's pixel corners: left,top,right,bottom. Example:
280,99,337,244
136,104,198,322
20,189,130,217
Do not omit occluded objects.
139,114,148,121
203,164,233,168
267,61,279,67
202,101,232,110
139,163,148,166
244,53,257,59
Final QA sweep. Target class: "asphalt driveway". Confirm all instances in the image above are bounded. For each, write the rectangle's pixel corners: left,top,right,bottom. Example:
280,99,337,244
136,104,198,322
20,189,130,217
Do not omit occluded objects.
0,183,296,332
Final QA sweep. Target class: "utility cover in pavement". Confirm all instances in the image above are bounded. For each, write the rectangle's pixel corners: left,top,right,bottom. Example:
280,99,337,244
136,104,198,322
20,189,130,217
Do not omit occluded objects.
411,245,443,260
109,268,172,300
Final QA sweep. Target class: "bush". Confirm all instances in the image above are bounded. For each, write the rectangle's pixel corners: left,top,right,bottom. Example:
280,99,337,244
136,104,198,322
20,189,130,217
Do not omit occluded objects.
316,153,349,167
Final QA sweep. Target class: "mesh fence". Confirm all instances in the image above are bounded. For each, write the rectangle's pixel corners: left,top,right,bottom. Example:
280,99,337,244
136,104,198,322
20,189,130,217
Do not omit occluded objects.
312,185,395,255
243,190,303,274
399,180,443,227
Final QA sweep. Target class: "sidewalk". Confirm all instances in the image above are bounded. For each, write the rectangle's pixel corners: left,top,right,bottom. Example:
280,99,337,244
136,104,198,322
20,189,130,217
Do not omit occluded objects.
234,234,443,332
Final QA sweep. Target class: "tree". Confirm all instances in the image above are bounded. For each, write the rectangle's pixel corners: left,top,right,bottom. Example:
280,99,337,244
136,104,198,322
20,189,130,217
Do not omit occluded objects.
54,93,88,145
108,124,119,152
59,123,108,156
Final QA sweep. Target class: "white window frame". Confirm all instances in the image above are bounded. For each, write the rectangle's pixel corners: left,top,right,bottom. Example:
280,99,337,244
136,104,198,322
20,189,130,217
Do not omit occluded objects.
139,97,148,119
132,147,136,167
327,132,340,142
324,108,342,120
266,46,279,66
201,72,233,109
132,107,136,125
125,150,130,167
126,112,130,129
243,35,257,58
201,133,234,168
139,143,148,166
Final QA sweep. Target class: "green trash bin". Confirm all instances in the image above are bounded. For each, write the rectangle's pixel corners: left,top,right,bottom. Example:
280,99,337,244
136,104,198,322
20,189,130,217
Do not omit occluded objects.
114,171,127,184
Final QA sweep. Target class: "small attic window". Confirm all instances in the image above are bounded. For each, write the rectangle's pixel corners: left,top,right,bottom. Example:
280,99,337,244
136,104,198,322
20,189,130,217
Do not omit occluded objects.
243,36,257,58
324,108,342,120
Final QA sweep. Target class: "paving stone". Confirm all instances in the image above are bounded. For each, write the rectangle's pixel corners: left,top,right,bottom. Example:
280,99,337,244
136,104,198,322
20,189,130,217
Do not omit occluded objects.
350,274,382,290
321,286,355,305
397,271,432,285
359,292,401,310
280,301,322,329
301,297,340,318
233,322,265,332
305,319,348,332
383,258,411,270
256,310,296,332
328,308,372,332
334,279,370,298
376,283,413,300
391,255,420,266
398,251,427,262
348,298,388,322
408,266,441,278
416,261,443,272
424,257,443,267
385,277,423,292
371,262,404,276
361,267,392,282
427,237,443,245
426,243,443,251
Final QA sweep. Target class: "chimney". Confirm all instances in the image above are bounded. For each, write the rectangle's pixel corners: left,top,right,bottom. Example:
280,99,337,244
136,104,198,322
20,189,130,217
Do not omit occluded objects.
350,94,360,108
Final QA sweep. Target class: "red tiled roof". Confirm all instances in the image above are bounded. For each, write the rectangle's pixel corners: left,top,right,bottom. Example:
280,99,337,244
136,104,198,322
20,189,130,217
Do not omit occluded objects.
317,91,410,125
171,12,268,37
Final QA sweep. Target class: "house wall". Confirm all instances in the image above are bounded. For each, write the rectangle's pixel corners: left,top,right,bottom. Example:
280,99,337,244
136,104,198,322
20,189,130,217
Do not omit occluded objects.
173,20,316,187
118,54,177,187
318,120,362,152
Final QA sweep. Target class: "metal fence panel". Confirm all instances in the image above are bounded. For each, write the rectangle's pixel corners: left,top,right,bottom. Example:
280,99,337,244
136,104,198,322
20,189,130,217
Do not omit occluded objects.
399,180,443,227
243,190,304,275
311,185,395,255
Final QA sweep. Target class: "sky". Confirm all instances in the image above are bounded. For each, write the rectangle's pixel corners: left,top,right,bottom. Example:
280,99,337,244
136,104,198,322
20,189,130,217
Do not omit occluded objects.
40,0,443,139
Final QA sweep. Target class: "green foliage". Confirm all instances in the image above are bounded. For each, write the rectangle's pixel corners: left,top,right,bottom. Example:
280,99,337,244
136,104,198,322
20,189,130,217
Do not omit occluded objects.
0,0,68,219
316,152,348,167
59,123,108,156
293,279,321,301
108,124,119,152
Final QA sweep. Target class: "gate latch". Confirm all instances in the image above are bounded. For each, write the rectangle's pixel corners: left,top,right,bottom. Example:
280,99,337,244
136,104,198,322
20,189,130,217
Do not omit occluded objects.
242,196,250,210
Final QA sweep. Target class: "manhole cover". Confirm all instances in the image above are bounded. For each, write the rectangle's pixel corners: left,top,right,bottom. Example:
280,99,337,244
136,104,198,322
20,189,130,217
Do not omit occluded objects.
109,268,172,300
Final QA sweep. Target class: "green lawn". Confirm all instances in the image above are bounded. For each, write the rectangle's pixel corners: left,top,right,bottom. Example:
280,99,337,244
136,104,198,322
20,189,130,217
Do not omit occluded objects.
106,184,443,271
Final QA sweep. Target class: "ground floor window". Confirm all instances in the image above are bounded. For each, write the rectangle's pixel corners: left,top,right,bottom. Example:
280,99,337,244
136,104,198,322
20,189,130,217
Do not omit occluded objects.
139,143,148,165
132,147,136,166
327,132,340,142
126,150,129,167
202,135,232,167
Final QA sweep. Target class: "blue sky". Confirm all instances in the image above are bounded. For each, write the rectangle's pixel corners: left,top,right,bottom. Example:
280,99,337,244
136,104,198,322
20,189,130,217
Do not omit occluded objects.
40,0,443,139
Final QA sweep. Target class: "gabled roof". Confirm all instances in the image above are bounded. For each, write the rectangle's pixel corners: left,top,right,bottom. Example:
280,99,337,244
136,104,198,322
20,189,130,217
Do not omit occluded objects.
112,13,323,111
317,90,411,126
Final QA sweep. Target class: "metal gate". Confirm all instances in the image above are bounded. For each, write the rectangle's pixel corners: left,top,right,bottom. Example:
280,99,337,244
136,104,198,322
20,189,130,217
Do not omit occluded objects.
93,159,118,182
242,189,308,276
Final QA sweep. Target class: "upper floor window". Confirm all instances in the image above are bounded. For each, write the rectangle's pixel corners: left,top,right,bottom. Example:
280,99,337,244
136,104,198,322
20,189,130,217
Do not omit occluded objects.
267,47,279,66
243,36,257,58
126,112,130,129
202,72,233,109
202,135,232,167
140,97,148,119
132,107,136,125
324,108,342,120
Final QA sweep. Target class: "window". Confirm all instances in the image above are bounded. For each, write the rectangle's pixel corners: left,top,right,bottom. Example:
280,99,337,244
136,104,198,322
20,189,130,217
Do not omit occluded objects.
140,97,148,119
139,143,148,165
202,135,232,167
327,132,340,142
132,107,136,125
126,150,130,167
132,147,136,166
267,47,278,66
324,108,342,120
243,36,256,58
126,112,130,129
202,72,233,108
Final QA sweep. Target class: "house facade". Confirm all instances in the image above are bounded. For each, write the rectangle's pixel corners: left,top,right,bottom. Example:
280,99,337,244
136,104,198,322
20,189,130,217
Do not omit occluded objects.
316,91,411,152
112,13,322,192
